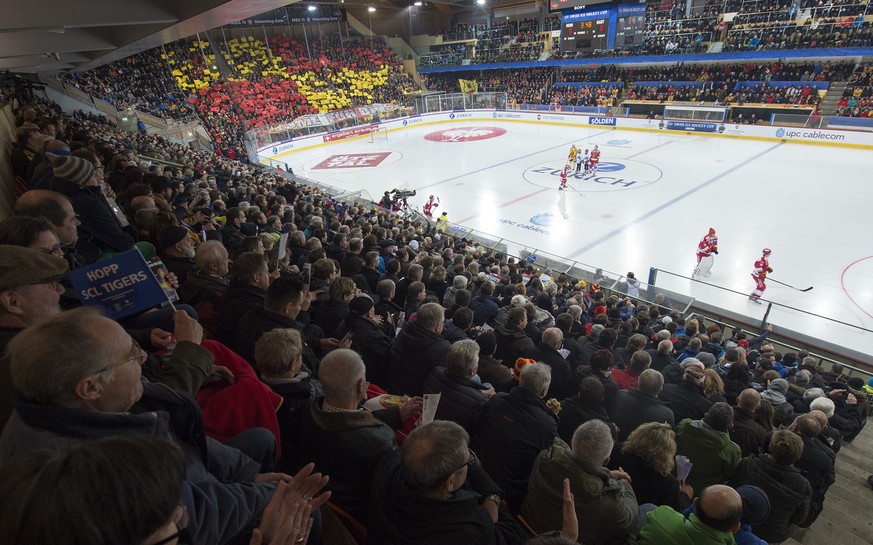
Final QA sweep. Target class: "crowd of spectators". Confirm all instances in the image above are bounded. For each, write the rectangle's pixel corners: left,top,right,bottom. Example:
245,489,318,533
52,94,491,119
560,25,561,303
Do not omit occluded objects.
548,85,622,107
835,63,873,117
423,67,552,104
419,44,467,68
63,47,196,120
4,88,870,545
724,21,873,51
67,33,415,160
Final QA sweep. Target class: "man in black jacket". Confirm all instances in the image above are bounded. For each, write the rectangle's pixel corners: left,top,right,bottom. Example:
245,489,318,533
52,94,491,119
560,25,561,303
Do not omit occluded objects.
647,338,678,372
360,251,382,294
423,339,493,435
216,252,270,346
659,364,713,423
475,362,558,512
300,349,420,523
234,276,327,374
339,237,365,278
313,276,355,338
730,388,767,457
790,413,835,527
387,302,450,396
219,207,246,255
368,420,526,545
528,327,575,401
612,368,675,441
334,295,394,386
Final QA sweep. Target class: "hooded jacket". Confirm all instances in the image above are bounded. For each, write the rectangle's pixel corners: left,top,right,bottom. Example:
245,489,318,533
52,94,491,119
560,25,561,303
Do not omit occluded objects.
521,438,638,545
729,454,811,543
760,389,795,427
638,506,735,545
675,418,741,492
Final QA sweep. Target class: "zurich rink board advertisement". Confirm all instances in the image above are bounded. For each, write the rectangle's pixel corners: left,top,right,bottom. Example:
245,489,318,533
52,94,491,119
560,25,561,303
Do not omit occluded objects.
258,108,873,163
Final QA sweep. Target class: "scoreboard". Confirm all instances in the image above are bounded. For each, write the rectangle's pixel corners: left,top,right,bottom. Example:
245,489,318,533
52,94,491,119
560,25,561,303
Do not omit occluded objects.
559,4,646,53
561,17,610,52
615,4,646,48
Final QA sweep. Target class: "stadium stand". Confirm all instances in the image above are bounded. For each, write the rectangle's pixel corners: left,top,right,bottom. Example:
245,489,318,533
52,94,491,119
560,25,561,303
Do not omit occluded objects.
3,5,873,544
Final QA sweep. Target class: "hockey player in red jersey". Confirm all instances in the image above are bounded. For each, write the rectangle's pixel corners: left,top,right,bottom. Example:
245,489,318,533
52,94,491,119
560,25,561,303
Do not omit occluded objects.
693,228,719,278
559,163,569,190
749,248,773,304
423,195,440,218
589,145,601,173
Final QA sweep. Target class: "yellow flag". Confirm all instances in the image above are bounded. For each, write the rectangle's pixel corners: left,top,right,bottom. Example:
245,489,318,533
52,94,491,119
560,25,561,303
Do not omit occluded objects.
458,79,478,94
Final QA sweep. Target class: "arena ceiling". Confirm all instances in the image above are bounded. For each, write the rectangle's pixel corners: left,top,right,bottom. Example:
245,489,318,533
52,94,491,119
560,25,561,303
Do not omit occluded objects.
0,0,304,74
1,0,513,74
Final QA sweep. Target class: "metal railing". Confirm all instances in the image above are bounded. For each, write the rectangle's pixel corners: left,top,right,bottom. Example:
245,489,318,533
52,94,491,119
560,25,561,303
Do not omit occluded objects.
687,312,873,380
653,268,873,369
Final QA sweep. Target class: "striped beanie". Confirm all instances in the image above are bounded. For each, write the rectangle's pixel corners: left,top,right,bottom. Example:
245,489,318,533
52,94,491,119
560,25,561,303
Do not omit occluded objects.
47,153,94,186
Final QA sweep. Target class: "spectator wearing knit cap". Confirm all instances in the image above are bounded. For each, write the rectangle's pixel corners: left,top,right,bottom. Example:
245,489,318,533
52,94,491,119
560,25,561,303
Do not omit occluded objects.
660,364,713,424
158,225,196,284
47,153,153,264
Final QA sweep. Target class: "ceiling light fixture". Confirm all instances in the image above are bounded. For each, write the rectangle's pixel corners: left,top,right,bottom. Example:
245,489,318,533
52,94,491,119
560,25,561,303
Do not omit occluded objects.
414,1,422,5
368,6,376,11
476,0,486,5
308,4,317,10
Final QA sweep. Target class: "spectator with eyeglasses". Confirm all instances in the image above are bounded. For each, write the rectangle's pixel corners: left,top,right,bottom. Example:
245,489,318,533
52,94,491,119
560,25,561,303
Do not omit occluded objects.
368,419,527,544
0,306,313,545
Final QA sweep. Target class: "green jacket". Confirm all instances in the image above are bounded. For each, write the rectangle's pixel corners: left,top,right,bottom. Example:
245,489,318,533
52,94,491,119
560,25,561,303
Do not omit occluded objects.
521,438,638,545
675,419,741,492
639,506,736,545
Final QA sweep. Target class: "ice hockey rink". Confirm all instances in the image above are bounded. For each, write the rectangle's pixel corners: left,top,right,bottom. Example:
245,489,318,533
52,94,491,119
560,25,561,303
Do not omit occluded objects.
266,120,873,360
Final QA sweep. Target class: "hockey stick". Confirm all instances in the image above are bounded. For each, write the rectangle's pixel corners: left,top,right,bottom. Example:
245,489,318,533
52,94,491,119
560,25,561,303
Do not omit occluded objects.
768,278,813,292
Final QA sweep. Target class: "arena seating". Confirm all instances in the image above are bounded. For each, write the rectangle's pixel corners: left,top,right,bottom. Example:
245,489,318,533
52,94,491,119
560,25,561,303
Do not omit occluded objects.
4,88,871,545
834,63,873,117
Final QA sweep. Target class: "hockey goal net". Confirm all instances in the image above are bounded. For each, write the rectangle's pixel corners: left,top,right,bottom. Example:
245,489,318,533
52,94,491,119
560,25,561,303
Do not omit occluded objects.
367,127,388,143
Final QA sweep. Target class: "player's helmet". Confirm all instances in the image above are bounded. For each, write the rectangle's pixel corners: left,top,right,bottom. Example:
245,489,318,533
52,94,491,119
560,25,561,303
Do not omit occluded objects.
762,248,772,256
708,228,716,235
429,195,434,199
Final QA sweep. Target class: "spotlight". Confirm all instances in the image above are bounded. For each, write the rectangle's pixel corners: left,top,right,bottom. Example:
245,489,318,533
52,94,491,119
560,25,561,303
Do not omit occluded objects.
414,1,422,5
308,4,317,10
476,0,485,4
368,6,376,11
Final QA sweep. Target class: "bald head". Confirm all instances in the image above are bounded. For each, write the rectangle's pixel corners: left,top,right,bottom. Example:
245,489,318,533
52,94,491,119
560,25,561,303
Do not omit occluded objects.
319,349,366,400
737,388,761,411
810,410,829,431
542,327,563,348
792,413,822,439
14,189,79,245
658,339,673,355
696,485,743,533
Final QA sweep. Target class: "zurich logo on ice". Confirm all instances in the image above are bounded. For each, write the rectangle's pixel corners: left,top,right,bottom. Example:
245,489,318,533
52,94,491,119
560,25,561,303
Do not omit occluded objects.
608,139,631,145
402,120,408,126
530,213,556,226
775,128,785,138
272,147,278,154
595,162,626,173
449,113,456,120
